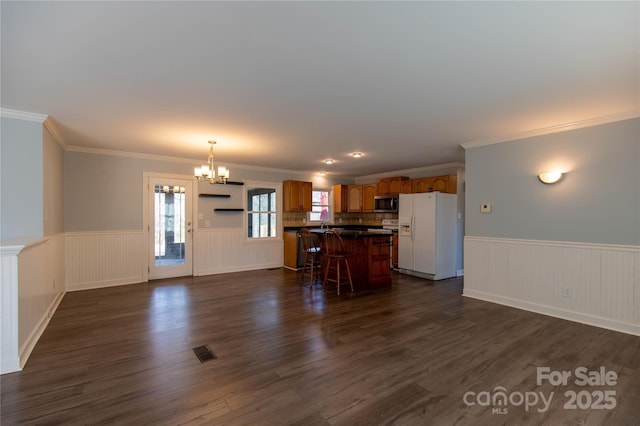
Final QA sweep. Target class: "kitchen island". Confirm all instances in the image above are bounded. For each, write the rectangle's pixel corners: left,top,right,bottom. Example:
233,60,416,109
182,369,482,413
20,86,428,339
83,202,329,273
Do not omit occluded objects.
310,229,392,291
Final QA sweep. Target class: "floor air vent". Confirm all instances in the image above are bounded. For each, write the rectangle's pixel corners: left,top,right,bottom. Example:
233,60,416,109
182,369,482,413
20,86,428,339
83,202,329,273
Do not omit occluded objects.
193,345,217,363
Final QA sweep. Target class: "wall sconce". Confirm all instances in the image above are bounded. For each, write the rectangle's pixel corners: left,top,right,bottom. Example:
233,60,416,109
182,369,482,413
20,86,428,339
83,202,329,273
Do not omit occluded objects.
538,171,564,185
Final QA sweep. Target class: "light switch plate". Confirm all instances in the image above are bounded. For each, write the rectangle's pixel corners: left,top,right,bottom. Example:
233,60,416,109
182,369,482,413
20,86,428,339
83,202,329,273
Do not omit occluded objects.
481,203,491,213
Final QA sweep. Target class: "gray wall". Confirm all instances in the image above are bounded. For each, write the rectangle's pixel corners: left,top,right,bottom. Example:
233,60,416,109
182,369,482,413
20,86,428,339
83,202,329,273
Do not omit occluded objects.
43,126,64,236
465,117,640,245
64,151,350,232
0,117,43,240
64,152,194,231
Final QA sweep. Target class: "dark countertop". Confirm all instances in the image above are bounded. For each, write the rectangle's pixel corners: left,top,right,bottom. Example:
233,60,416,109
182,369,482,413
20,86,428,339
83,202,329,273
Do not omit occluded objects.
284,225,378,232
309,228,392,239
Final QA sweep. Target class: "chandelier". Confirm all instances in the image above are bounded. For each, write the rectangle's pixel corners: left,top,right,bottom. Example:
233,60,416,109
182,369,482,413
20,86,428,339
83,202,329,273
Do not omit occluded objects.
194,140,230,184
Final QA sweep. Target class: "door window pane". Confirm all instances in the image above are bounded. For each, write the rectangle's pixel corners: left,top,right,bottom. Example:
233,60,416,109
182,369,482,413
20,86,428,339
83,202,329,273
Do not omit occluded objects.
154,185,186,266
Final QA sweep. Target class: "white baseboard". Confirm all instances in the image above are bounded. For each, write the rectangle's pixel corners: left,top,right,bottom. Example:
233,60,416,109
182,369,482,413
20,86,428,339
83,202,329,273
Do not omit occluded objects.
194,262,283,277
463,289,640,337
456,269,464,277
18,291,65,370
66,276,146,292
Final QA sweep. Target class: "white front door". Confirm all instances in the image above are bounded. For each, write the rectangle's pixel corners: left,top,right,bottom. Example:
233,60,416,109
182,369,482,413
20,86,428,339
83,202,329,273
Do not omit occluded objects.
147,177,194,279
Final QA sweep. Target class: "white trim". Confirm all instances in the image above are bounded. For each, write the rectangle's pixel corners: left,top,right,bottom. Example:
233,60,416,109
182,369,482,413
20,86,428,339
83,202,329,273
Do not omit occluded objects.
65,230,146,291
464,235,640,337
18,291,65,369
244,180,283,242
463,289,640,337
68,145,201,164
43,117,67,150
464,235,640,252
66,277,145,292
461,110,640,150
0,108,47,122
356,162,465,182
66,145,314,177
195,262,283,277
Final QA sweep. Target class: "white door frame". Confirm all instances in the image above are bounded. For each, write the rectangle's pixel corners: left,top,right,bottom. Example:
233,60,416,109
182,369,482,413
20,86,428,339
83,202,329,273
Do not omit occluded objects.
143,172,197,281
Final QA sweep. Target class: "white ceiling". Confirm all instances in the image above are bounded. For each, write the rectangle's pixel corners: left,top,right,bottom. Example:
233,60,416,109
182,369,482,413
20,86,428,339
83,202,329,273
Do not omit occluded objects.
2,1,638,177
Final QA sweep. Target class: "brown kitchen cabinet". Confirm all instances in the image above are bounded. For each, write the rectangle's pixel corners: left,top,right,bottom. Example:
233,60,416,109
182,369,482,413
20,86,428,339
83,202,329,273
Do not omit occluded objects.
399,179,412,194
333,184,349,213
348,185,363,212
392,231,398,269
431,175,457,193
412,177,432,193
362,183,377,212
377,176,409,195
283,180,312,212
411,175,457,194
341,235,392,289
283,230,300,270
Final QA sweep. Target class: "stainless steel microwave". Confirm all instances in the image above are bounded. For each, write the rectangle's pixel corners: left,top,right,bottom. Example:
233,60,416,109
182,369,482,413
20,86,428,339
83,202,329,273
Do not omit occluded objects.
374,195,398,212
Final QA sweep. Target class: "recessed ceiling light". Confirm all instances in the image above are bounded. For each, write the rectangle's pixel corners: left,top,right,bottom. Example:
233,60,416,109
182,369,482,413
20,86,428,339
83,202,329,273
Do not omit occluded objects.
319,171,327,176
351,152,363,158
324,159,335,165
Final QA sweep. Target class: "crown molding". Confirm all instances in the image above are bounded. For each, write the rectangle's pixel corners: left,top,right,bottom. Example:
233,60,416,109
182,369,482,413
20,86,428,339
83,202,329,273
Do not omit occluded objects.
65,145,202,164
356,162,465,182
43,117,67,150
64,144,314,176
461,110,640,150
0,108,48,123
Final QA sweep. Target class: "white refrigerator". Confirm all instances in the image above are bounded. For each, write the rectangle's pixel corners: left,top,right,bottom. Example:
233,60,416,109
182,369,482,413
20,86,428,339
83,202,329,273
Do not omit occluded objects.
398,192,457,280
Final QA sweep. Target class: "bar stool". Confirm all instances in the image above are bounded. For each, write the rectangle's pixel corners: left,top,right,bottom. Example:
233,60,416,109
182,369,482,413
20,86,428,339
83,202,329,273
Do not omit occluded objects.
321,230,354,295
299,229,323,287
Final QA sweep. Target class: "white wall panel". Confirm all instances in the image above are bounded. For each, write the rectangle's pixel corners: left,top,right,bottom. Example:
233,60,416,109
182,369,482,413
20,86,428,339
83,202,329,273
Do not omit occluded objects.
552,245,601,315
600,250,636,323
194,229,283,276
464,236,640,336
1,235,65,374
65,231,145,291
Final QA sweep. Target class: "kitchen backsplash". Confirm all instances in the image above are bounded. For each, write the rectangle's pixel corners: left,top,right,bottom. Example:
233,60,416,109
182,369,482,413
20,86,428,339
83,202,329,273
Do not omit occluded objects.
282,211,397,227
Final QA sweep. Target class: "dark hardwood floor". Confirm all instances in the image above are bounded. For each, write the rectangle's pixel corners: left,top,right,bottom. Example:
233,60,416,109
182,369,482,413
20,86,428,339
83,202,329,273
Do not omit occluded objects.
2,269,639,425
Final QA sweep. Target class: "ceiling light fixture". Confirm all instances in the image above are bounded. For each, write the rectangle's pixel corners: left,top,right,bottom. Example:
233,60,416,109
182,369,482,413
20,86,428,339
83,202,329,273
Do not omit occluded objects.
194,140,230,184
324,159,335,165
538,171,564,184
351,152,363,158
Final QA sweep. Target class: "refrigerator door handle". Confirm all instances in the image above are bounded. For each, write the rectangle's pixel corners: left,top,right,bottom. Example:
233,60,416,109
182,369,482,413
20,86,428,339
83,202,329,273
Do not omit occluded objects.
411,216,415,240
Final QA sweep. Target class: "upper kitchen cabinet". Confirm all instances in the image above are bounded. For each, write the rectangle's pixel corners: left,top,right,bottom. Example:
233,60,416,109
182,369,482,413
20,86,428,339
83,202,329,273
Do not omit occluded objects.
348,185,363,212
399,179,412,194
362,183,377,212
377,176,409,195
283,180,312,212
411,175,457,194
333,184,348,213
431,175,457,193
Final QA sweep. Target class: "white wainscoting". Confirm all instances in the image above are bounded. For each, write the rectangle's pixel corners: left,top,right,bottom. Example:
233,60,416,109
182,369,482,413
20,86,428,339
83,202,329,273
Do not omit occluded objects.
1,235,65,374
464,236,640,336
65,230,145,291
194,228,283,276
